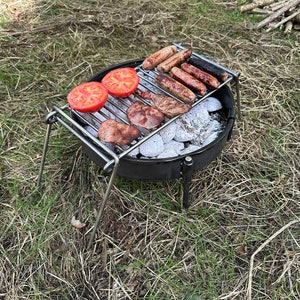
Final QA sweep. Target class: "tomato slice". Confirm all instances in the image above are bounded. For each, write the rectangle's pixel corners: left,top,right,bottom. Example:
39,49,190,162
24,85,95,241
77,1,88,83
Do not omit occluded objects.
67,81,108,113
101,67,140,97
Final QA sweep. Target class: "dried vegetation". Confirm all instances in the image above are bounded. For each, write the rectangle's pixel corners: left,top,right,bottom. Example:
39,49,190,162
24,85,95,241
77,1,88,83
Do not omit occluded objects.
0,0,299,299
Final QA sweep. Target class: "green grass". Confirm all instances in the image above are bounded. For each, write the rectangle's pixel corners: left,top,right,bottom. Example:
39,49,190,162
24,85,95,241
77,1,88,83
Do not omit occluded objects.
1,0,300,299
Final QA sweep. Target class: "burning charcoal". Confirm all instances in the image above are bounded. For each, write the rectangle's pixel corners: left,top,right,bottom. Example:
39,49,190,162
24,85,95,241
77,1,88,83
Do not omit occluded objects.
180,144,201,155
122,144,140,158
164,140,184,154
139,134,164,157
159,122,178,143
201,131,220,147
157,148,178,159
174,117,198,142
192,119,223,146
184,105,210,128
199,96,222,112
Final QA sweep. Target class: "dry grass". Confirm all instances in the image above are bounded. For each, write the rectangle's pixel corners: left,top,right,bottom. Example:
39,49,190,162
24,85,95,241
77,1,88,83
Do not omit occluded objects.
1,0,299,299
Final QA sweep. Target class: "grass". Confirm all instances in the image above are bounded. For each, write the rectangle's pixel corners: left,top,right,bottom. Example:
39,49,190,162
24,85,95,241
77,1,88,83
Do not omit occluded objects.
1,0,300,299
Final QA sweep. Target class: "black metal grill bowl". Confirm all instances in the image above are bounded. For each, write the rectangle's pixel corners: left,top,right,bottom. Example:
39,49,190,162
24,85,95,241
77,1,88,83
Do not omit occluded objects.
75,59,236,181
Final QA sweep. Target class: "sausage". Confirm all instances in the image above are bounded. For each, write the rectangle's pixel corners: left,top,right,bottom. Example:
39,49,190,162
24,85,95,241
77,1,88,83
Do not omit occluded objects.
188,57,228,82
170,67,207,96
157,48,192,73
180,63,220,89
155,74,196,103
142,45,178,70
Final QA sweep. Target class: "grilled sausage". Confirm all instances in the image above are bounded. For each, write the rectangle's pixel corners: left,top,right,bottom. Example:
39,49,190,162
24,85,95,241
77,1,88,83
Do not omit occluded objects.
155,74,196,103
188,57,228,82
142,45,178,70
157,48,192,73
180,63,220,89
170,67,207,96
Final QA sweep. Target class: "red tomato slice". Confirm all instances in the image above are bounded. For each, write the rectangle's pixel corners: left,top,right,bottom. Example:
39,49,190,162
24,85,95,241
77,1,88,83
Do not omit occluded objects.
67,82,108,113
101,67,140,97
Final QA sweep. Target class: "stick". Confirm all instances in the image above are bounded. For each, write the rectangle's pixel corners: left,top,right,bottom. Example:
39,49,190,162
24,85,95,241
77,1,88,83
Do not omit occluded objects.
256,0,300,29
251,8,273,15
246,219,300,300
240,0,276,12
266,9,300,32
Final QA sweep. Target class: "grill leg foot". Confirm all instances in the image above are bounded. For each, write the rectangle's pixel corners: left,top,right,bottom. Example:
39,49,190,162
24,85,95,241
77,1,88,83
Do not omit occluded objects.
182,156,193,209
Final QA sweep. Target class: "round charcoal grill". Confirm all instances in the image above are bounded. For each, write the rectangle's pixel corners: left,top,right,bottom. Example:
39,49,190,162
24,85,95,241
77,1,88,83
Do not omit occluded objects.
37,44,240,247
79,59,236,181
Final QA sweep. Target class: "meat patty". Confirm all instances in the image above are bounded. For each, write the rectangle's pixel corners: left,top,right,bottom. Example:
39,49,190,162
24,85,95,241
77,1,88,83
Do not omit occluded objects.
98,119,140,145
127,101,165,130
139,92,191,117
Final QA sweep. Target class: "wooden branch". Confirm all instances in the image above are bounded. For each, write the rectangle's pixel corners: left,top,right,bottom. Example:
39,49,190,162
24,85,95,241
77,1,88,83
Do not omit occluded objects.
287,10,300,23
255,0,300,29
240,0,276,12
267,0,288,11
266,9,300,32
251,8,273,15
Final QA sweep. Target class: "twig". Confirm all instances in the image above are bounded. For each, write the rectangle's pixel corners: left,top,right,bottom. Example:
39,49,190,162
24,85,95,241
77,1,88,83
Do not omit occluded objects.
256,0,300,29
266,9,300,32
251,8,273,15
240,0,276,12
268,0,288,11
246,219,300,300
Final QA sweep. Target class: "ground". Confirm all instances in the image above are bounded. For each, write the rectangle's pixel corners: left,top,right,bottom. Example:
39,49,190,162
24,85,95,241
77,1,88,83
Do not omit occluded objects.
0,0,299,299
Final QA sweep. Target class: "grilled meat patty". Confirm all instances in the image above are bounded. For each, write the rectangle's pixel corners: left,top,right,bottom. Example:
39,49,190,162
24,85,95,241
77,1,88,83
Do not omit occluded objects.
139,92,191,117
127,101,165,130
98,119,140,145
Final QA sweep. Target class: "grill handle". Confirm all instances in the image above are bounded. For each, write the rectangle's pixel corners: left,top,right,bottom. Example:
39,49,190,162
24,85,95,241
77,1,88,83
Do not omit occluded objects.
182,156,194,209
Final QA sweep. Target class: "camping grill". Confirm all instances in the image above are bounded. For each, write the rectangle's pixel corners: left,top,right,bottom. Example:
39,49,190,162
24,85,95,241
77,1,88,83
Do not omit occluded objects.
37,43,240,248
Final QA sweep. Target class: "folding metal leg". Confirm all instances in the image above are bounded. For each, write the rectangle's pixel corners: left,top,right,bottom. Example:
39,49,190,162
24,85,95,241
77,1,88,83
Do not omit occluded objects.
37,117,56,187
182,156,194,209
87,162,119,249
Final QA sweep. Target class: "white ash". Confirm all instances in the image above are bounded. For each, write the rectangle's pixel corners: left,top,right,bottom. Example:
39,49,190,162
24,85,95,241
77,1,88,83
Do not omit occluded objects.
157,148,178,159
121,144,140,157
159,122,178,143
179,144,201,155
199,97,222,112
139,134,164,157
164,140,185,153
191,119,222,146
201,131,219,147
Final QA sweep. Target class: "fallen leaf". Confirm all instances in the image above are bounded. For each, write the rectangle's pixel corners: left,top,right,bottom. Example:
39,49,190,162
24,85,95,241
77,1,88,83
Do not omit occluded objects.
233,147,239,155
9,7,21,21
71,216,86,229
235,245,248,256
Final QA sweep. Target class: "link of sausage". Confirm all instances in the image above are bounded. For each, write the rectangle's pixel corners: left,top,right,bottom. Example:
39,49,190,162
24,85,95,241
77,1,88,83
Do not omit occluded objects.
180,63,220,89
142,45,177,70
157,48,192,73
188,57,228,82
155,74,196,103
170,67,207,96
